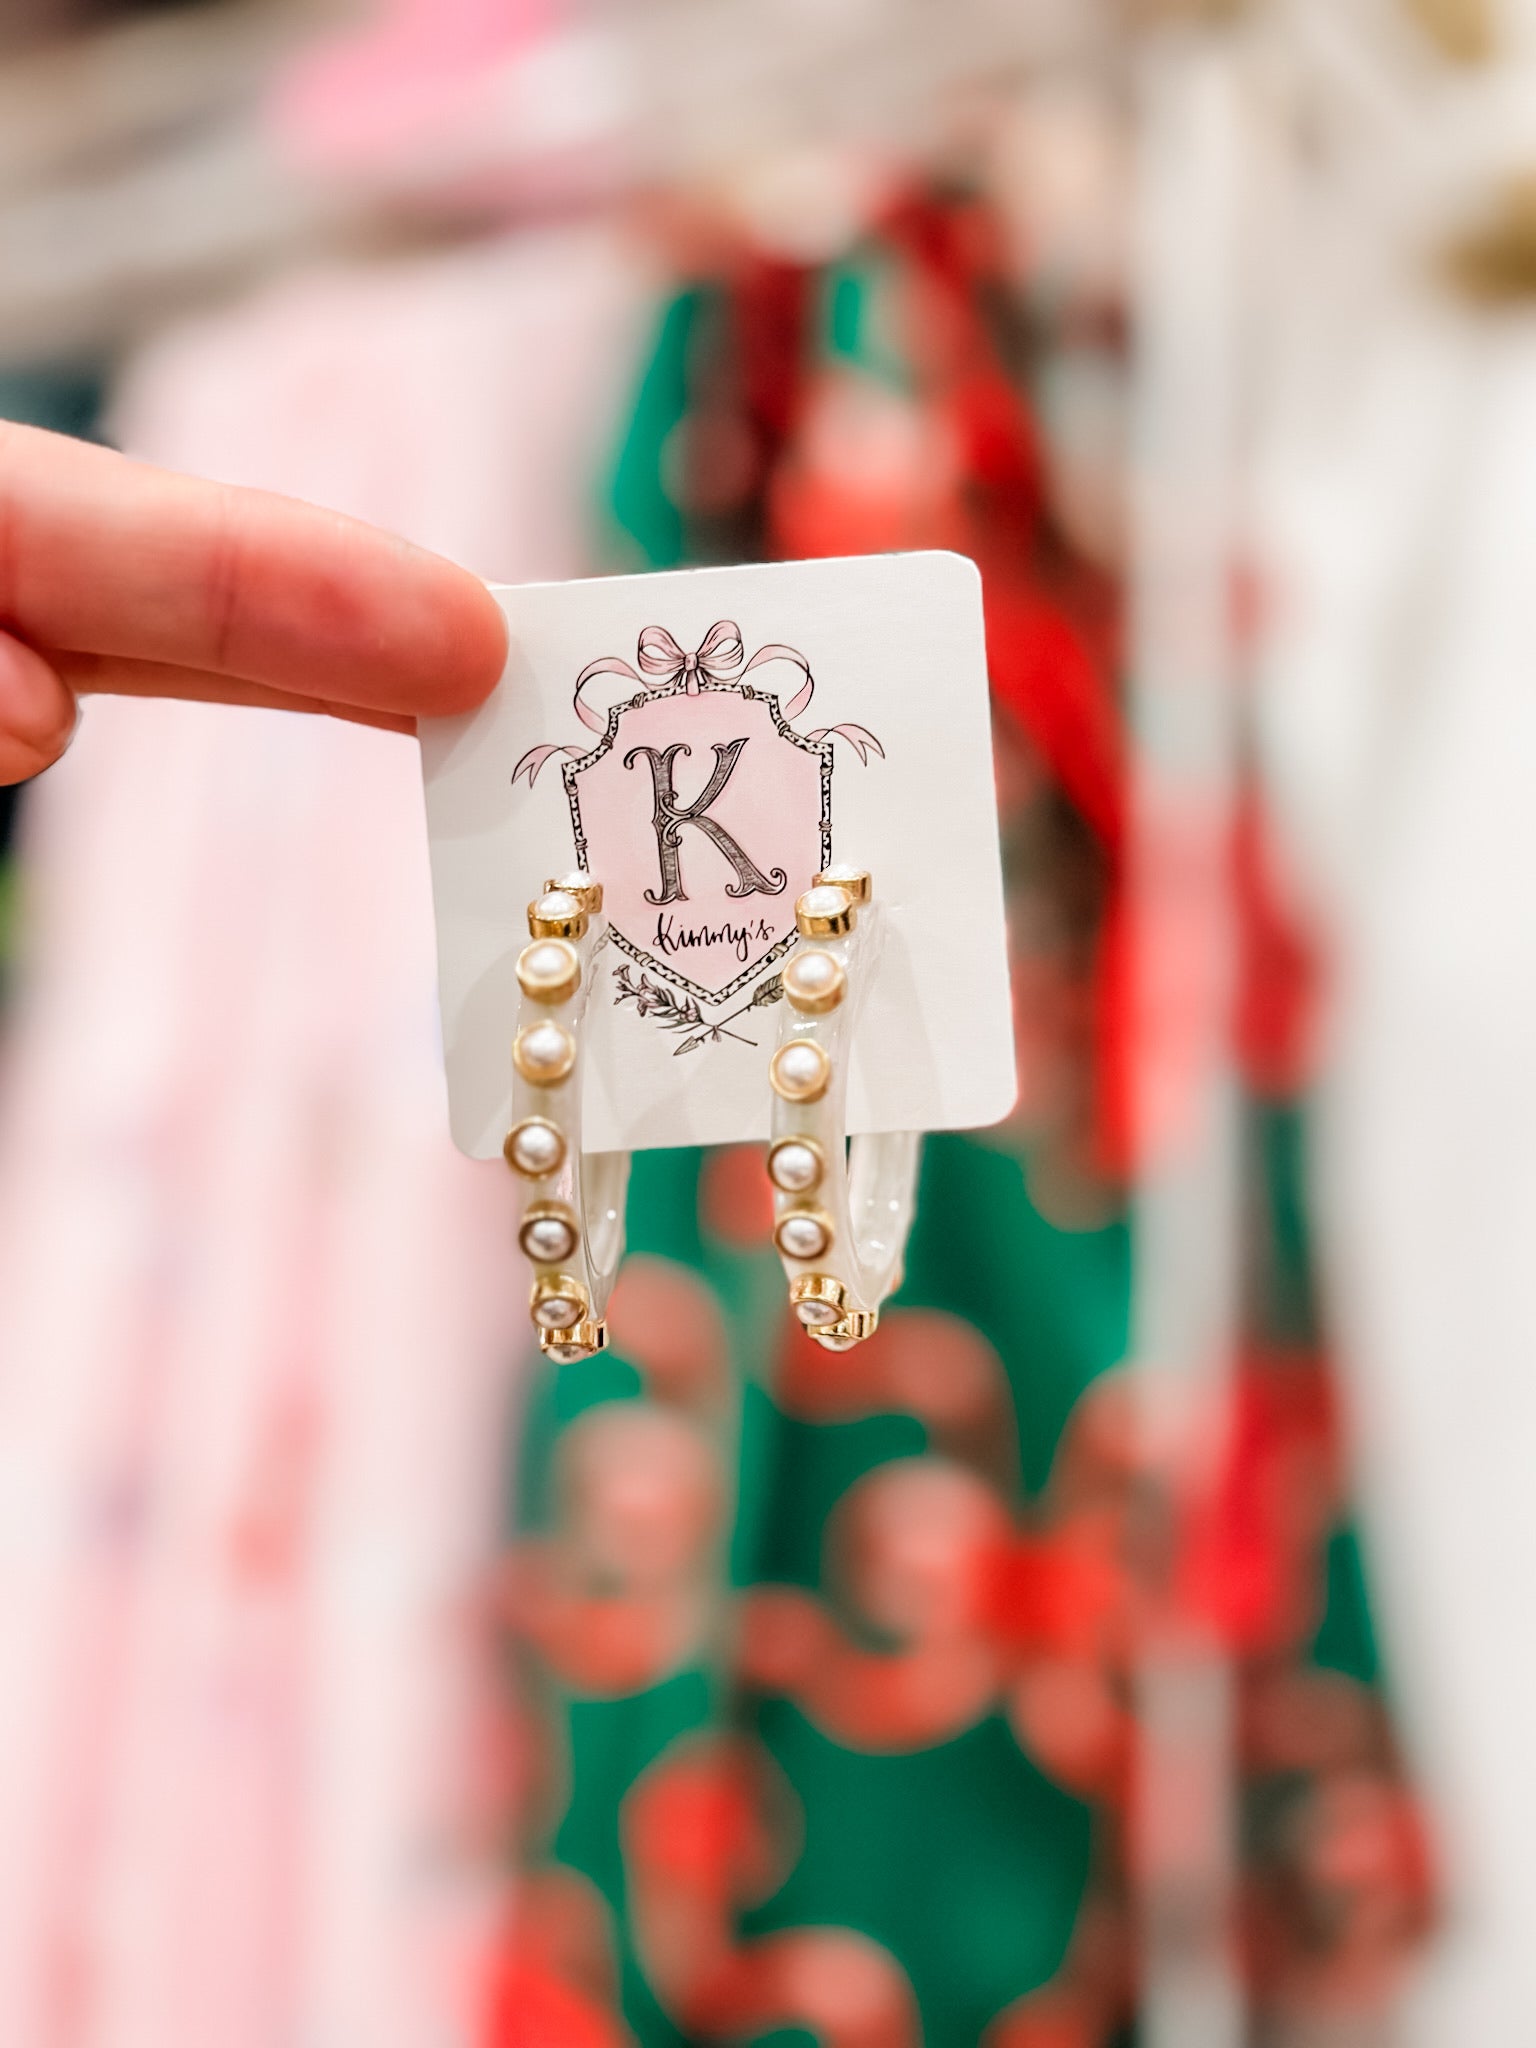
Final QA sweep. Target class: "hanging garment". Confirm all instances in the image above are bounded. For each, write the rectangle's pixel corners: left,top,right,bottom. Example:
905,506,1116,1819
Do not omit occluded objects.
487,186,1429,2048
0,227,649,2048
1252,4,1536,2033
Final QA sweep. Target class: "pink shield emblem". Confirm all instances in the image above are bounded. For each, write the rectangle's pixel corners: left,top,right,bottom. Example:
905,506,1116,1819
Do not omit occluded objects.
569,681,831,1002
513,619,881,1024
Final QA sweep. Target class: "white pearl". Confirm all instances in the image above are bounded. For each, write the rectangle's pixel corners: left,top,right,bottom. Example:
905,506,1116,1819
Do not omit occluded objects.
777,1043,824,1087
524,1216,576,1261
796,1298,840,1327
789,952,837,993
521,1022,573,1075
534,1293,583,1330
535,891,581,921
770,1142,820,1193
511,1122,563,1174
799,885,849,919
553,870,593,892
525,941,572,980
819,863,863,885
777,1214,829,1259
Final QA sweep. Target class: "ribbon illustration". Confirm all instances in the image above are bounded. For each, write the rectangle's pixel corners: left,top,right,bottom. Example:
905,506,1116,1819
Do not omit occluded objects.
513,620,883,789
573,620,813,731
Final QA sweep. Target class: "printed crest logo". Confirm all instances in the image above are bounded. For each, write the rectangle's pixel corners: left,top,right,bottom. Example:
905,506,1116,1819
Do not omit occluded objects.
514,619,882,1032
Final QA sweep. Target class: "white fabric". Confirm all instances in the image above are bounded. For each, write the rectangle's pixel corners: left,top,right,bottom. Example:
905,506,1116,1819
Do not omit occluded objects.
1253,3,1536,2031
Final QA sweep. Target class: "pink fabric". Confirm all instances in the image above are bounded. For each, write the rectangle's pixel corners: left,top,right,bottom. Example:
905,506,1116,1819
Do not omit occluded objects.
273,0,553,176
0,229,647,2048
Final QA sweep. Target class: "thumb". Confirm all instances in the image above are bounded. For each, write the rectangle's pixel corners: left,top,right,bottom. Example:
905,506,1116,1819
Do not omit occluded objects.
0,630,77,785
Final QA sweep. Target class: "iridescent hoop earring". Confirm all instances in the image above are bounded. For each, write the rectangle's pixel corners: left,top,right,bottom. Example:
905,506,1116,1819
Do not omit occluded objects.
766,866,920,1350
503,872,630,1364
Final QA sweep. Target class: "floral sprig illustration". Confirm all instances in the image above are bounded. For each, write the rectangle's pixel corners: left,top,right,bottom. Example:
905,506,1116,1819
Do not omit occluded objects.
614,966,784,1056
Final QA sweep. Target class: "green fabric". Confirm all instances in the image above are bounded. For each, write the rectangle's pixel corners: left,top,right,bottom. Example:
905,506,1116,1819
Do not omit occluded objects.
610,292,703,572
501,265,1417,2046
512,1139,1114,2044
0,369,108,994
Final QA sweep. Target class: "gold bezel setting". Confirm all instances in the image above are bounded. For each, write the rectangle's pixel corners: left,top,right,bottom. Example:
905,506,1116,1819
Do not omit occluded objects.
770,1039,831,1104
540,1318,608,1364
513,1020,577,1086
795,884,856,939
783,949,846,1015
790,1273,849,1328
814,864,872,906
767,1135,825,1196
811,1308,880,1350
530,1273,590,1332
517,938,581,1005
774,1207,834,1262
544,871,604,915
504,1116,568,1179
527,890,589,940
519,1200,580,1265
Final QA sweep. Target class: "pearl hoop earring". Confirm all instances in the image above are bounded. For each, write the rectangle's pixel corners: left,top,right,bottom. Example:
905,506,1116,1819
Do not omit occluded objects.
504,872,630,1363
767,866,919,1349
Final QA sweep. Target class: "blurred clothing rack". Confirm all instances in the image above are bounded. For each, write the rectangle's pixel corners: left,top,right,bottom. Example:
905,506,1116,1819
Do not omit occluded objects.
0,0,1113,369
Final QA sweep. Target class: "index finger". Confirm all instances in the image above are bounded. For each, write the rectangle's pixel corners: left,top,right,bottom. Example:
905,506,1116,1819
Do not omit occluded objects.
0,422,508,719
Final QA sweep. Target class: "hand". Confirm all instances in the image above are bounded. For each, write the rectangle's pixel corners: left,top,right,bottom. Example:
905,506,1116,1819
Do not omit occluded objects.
0,422,509,785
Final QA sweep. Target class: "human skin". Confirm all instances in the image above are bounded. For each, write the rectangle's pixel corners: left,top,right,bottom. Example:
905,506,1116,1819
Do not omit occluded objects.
0,422,509,785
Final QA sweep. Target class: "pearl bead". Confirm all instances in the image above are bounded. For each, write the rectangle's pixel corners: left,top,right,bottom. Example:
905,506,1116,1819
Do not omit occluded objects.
522,1215,577,1262
791,953,836,992
776,1212,830,1260
816,863,872,905
799,886,849,919
525,942,570,980
534,1293,583,1330
769,1141,821,1194
785,948,845,1014
796,1297,841,1327
505,1119,565,1177
517,1021,575,1080
534,890,581,922
518,937,581,1004
771,1039,830,1102
552,870,593,893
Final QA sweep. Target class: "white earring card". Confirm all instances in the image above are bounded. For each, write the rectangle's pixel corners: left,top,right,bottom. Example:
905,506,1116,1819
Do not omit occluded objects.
419,550,1015,1157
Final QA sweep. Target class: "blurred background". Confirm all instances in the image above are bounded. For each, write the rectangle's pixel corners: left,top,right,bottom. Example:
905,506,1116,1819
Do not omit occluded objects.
3,0,1536,2043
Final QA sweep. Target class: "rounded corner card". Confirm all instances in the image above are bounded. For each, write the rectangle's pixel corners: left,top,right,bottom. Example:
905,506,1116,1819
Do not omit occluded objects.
420,552,1016,1156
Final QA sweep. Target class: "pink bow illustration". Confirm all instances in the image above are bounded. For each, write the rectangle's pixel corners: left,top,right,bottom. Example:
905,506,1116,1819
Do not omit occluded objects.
572,619,813,732
512,619,883,789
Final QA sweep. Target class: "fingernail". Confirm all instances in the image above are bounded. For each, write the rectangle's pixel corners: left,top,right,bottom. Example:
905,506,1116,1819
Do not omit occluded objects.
0,631,78,784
